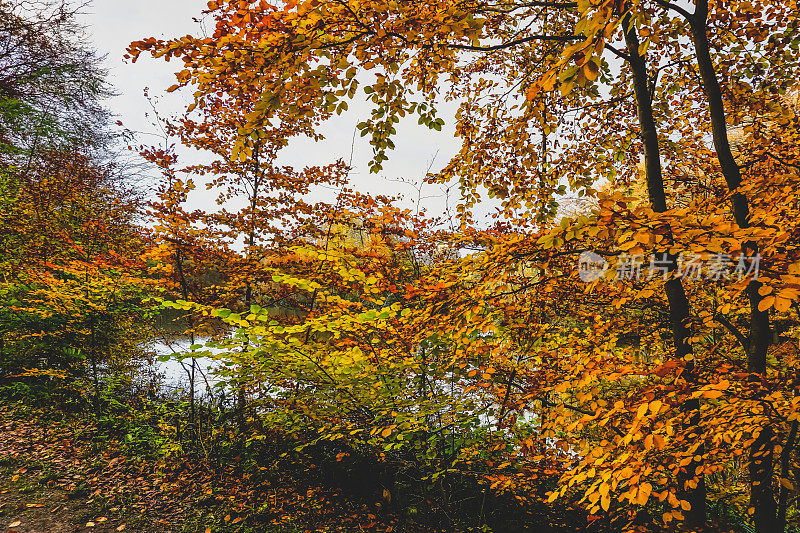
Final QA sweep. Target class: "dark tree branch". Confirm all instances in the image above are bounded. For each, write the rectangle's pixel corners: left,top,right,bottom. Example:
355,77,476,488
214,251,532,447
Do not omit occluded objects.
449,33,581,52
714,313,750,353
766,151,800,171
605,43,630,62
479,1,578,14
651,0,694,22
778,420,799,532
538,394,626,437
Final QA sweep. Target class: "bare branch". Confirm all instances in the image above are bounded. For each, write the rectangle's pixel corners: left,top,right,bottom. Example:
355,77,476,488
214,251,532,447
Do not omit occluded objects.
449,33,581,52
714,313,750,353
652,0,694,21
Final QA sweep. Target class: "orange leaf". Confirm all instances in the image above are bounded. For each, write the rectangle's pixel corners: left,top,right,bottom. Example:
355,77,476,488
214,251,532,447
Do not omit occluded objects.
775,296,791,313
637,483,652,505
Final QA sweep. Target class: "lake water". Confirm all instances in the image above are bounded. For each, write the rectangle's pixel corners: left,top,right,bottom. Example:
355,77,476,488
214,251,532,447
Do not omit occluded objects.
150,337,226,393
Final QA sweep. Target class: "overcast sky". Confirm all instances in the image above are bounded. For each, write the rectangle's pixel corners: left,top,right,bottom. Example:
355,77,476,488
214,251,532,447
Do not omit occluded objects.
79,1,464,216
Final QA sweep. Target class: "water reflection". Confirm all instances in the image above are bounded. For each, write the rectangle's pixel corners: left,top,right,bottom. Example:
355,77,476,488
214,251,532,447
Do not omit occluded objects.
150,336,225,392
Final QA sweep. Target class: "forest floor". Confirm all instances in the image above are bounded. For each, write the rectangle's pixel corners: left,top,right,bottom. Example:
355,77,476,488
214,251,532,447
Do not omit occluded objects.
0,406,398,533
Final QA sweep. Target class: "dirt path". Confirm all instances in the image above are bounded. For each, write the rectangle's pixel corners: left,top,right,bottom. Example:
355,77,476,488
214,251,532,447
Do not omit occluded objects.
0,410,177,533
0,457,141,533
0,406,401,533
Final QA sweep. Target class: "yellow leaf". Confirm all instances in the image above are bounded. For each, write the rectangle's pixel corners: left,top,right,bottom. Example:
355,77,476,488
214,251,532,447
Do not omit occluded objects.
637,482,652,506
638,37,651,56
601,493,611,511
758,295,775,312
583,60,600,82
775,297,791,313
668,492,680,507
649,400,662,414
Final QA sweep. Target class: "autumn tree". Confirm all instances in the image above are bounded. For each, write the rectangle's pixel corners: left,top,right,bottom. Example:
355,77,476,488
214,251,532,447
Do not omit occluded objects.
142,143,221,430
0,148,149,406
131,0,800,530
140,64,356,429
0,0,112,161
0,0,150,409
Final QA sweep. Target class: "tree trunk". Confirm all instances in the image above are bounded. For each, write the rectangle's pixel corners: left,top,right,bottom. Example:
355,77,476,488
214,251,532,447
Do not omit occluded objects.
175,249,197,435
777,421,798,532
688,3,774,527
89,318,100,412
237,281,253,432
750,426,778,533
622,12,706,526
237,144,262,434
